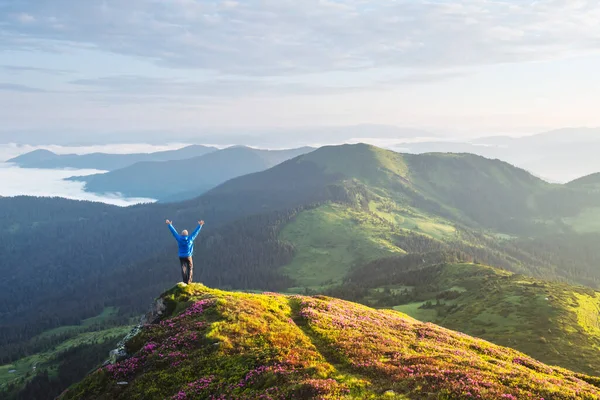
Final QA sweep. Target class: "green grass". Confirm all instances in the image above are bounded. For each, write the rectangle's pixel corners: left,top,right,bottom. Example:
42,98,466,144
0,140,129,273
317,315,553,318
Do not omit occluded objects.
301,143,409,186
564,207,600,233
83,307,119,326
572,293,600,339
61,284,600,400
33,307,120,340
377,263,600,376
33,325,83,340
279,203,404,287
392,302,437,321
278,199,459,288
368,200,456,240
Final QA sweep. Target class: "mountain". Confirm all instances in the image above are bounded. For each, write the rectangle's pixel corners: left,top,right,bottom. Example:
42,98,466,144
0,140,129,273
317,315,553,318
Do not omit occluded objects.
475,128,600,146
568,173,600,189
6,149,58,164
4,144,600,341
60,284,600,400
6,143,600,394
7,145,217,171
330,258,600,376
68,146,315,201
400,128,600,183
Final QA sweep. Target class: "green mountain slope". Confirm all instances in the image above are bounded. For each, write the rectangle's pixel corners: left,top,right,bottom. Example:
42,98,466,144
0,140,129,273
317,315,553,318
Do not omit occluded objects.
300,143,600,233
61,284,600,400
8,145,217,171
69,146,314,200
329,259,600,375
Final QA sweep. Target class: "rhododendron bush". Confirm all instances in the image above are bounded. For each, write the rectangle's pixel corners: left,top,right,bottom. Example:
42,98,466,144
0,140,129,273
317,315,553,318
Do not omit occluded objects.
60,284,600,399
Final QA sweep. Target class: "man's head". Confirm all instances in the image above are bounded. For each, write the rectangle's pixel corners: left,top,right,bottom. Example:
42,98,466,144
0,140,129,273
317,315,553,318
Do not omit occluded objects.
181,229,189,236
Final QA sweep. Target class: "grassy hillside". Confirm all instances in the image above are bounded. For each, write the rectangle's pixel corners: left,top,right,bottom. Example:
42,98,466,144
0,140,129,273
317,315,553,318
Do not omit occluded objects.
310,144,600,230
279,203,406,288
61,284,600,400
330,260,600,376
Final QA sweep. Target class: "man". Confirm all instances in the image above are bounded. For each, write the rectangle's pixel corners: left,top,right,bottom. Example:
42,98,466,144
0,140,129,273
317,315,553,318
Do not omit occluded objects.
166,219,205,284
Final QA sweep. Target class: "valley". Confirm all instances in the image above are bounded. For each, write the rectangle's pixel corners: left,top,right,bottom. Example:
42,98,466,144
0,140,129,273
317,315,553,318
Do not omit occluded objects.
3,143,600,398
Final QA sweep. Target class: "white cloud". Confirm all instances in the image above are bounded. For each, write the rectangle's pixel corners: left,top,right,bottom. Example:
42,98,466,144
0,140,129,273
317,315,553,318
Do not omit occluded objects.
16,13,35,24
66,71,469,102
1,1,600,76
0,163,155,206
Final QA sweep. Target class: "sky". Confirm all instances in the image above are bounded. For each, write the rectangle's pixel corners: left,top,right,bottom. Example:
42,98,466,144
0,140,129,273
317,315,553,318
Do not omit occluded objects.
1,0,600,142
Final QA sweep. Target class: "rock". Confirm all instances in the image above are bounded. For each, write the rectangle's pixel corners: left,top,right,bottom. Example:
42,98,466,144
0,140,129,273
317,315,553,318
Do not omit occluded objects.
142,297,167,325
105,297,167,366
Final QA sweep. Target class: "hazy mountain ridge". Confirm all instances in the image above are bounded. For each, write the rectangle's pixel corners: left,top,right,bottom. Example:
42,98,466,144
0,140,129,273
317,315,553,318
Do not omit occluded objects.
0,125,434,147
68,146,315,201
401,128,600,183
568,172,600,188
7,145,217,171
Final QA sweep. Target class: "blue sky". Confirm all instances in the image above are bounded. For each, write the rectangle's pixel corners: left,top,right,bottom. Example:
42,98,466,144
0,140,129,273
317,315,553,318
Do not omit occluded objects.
1,0,600,139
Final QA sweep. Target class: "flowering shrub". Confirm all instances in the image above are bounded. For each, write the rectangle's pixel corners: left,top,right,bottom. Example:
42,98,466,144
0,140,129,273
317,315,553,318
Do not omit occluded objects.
296,296,600,399
61,284,600,400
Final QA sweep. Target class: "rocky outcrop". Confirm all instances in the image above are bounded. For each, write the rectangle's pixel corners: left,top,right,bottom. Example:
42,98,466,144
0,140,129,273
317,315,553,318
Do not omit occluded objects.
105,297,167,365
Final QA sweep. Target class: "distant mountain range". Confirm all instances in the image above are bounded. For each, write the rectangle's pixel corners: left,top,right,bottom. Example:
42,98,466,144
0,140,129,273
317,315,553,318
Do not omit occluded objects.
9,126,600,185
7,145,217,171
67,146,315,201
398,127,600,183
0,124,435,147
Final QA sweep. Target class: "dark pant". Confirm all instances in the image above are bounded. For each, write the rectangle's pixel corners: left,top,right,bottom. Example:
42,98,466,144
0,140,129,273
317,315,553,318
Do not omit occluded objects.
179,257,193,284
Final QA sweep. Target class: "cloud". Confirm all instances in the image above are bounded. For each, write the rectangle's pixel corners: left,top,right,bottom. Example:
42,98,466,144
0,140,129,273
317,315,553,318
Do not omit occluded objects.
68,70,468,102
0,163,155,206
1,1,599,76
0,83,47,93
16,13,35,24
1,65,72,75
384,71,471,85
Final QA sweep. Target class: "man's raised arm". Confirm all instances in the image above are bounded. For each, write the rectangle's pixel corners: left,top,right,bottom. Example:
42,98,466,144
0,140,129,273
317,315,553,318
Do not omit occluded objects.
190,220,204,241
166,219,180,239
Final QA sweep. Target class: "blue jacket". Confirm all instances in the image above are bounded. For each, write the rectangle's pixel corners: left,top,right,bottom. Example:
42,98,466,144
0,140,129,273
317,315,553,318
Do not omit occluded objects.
169,223,202,258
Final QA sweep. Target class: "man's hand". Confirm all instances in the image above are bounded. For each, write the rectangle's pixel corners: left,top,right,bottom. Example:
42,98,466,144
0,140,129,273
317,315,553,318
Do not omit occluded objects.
199,220,205,226
166,219,172,225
